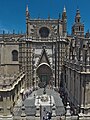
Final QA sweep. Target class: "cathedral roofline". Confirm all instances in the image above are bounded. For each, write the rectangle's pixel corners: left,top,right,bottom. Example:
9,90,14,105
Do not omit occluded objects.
29,18,62,21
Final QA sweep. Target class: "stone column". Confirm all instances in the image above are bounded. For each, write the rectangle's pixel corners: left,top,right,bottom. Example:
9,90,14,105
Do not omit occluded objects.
81,85,84,108
14,89,17,103
18,84,20,97
85,84,89,107
7,97,11,115
3,97,7,116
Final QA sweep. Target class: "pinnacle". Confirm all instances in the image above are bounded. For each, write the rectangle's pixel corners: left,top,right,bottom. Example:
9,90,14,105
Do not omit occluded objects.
26,5,29,12
63,6,66,12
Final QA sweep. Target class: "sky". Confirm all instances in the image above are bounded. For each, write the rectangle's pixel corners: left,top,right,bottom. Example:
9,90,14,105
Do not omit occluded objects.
0,0,89,34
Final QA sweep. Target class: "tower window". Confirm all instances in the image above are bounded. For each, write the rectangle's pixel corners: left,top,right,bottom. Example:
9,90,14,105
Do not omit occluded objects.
12,50,18,61
79,26,80,31
0,96,3,101
78,19,80,23
81,28,84,31
83,45,85,48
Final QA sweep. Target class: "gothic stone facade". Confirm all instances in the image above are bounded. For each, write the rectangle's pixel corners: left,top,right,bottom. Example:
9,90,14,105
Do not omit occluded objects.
62,9,90,113
63,37,90,113
0,6,68,116
0,6,90,119
23,6,68,88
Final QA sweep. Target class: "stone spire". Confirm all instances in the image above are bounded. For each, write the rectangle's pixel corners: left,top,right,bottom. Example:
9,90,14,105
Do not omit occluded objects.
48,13,50,19
62,6,67,37
75,9,81,23
26,5,30,36
62,6,67,19
26,5,30,19
26,5,29,12
63,6,66,13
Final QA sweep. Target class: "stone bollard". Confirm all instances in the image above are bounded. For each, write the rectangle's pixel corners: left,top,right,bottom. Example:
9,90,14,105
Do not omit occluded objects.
78,106,84,120
65,102,71,120
36,106,40,117
20,104,26,120
60,116,65,120
52,104,56,117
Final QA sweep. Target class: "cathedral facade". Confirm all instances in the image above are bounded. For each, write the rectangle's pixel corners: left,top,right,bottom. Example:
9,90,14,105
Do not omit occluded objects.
0,5,90,120
24,6,68,89
0,6,68,117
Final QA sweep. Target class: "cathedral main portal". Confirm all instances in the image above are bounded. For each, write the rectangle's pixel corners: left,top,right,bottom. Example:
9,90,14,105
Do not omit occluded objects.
36,63,52,87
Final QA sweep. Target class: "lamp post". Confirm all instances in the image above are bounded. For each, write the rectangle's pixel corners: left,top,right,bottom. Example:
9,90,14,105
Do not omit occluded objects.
50,95,52,112
36,76,39,90
53,79,54,90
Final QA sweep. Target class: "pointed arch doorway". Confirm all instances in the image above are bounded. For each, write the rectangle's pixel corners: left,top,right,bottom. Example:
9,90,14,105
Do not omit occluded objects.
36,63,52,88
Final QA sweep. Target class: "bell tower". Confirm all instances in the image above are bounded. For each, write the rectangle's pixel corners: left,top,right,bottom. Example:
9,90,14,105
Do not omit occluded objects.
72,9,84,37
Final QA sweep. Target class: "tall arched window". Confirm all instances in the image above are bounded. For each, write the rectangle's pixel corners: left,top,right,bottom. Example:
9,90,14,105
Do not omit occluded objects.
12,50,18,61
